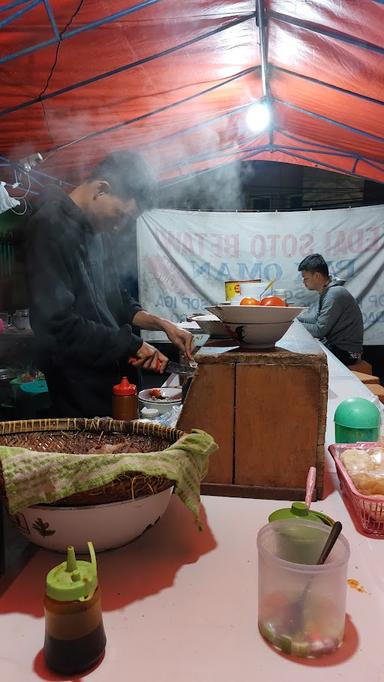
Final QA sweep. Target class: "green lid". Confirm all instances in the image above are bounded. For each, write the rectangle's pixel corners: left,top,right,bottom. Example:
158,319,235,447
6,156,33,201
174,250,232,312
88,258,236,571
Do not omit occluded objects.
334,398,381,429
46,542,98,602
268,502,332,526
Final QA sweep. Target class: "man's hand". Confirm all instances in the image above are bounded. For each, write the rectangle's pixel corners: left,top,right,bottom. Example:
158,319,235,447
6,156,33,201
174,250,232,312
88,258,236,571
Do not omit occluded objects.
132,342,169,372
131,311,194,360
162,321,194,360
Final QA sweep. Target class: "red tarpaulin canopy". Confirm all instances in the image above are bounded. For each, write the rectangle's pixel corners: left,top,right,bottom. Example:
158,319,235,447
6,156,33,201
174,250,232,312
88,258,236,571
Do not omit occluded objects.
0,0,383,189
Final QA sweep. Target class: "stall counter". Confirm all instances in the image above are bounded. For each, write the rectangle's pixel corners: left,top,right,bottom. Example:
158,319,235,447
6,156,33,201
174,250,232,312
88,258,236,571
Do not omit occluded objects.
0,347,383,681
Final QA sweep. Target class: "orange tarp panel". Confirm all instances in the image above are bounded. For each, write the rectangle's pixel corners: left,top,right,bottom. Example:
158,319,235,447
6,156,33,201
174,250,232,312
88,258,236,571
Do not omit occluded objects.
0,0,383,185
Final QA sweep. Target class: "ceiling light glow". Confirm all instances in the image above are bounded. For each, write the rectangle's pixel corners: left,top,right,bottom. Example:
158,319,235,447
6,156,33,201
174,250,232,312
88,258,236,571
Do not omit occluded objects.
246,101,271,133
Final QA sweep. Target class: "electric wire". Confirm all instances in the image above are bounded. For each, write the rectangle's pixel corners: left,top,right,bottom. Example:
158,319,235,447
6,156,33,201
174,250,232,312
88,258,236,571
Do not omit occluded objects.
38,0,85,142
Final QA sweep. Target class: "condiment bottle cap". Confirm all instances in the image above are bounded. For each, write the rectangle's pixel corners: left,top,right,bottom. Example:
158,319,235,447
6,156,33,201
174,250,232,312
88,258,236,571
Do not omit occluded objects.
45,542,98,601
113,376,137,396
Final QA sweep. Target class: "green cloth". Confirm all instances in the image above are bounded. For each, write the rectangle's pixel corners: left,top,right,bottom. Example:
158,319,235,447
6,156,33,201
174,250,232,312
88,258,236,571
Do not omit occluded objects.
0,429,217,523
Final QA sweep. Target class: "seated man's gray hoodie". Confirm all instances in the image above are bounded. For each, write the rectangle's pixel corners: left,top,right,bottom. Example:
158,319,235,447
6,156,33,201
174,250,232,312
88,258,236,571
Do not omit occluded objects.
298,278,363,354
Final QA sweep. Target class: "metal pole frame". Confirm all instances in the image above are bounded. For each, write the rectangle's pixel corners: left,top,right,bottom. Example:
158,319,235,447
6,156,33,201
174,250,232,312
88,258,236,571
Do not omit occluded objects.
162,146,384,189
276,144,360,159
141,101,258,152
273,98,384,146
0,0,162,66
144,98,384,179
256,0,273,145
242,148,384,185
4,182,38,195
45,66,258,157
42,0,60,41
157,134,384,183
160,148,271,189
0,0,41,30
272,66,384,108
273,130,384,171
0,0,35,10
0,12,257,117
269,10,384,57
273,148,359,178
0,154,72,187
160,137,270,175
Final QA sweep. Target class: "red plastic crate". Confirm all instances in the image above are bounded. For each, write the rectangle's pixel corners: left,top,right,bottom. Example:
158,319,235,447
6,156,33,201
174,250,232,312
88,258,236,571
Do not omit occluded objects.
329,442,384,536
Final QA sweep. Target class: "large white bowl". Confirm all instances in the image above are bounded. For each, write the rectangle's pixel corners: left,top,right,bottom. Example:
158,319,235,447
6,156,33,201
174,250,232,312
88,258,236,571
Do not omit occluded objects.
224,321,293,348
139,387,182,414
206,305,306,348
9,487,173,553
206,304,305,324
190,314,230,338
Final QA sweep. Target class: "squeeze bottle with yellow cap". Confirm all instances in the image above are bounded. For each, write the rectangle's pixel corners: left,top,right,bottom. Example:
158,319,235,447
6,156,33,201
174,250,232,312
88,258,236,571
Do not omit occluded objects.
43,542,106,675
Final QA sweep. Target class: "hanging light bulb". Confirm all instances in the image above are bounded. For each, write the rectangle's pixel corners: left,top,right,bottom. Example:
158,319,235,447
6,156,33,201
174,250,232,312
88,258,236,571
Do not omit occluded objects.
18,152,43,173
246,101,271,133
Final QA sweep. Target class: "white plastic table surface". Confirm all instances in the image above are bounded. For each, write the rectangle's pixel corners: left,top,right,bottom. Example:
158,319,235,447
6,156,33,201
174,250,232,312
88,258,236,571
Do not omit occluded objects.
1,346,383,681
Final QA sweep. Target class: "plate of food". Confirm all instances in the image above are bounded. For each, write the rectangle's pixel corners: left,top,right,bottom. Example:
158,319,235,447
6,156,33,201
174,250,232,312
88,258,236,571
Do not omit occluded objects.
139,387,182,413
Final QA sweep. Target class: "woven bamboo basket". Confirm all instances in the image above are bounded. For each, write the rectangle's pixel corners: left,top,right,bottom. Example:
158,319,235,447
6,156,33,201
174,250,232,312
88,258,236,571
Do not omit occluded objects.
0,418,184,507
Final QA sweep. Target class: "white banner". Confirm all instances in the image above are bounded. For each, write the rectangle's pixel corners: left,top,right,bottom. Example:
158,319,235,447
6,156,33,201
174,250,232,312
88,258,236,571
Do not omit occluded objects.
137,205,384,344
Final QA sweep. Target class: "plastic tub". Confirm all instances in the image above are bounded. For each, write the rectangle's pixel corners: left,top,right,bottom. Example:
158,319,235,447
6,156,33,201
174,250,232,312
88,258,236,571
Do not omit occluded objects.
257,520,350,658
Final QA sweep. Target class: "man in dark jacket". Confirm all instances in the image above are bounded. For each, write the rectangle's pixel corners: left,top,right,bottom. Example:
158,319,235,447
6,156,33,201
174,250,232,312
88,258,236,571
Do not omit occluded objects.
26,151,193,417
297,253,364,366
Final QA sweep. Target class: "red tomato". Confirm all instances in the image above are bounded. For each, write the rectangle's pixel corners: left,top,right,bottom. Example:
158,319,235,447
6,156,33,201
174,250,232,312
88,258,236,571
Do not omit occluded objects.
149,388,162,398
240,297,260,305
260,296,286,306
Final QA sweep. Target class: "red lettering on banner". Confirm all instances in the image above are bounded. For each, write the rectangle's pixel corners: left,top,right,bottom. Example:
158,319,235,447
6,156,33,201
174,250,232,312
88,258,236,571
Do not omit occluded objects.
181,233,194,255
347,229,364,254
250,235,266,257
194,233,205,257
266,234,279,257
210,234,223,257
299,233,314,257
164,230,181,253
282,234,297,257
325,230,346,256
365,227,382,251
224,235,239,258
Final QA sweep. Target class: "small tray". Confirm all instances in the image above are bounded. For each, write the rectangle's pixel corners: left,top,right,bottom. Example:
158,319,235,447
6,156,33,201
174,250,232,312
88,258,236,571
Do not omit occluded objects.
329,442,384,536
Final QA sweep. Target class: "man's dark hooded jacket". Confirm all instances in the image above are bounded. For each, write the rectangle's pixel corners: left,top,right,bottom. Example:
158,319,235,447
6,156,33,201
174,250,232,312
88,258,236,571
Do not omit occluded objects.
26,187,143,416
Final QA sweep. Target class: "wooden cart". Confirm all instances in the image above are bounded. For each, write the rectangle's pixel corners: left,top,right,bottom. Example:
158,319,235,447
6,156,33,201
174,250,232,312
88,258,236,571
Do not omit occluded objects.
177,322,328,500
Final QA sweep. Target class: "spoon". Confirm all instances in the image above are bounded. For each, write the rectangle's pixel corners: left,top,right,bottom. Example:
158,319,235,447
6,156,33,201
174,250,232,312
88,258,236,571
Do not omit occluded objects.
316,521,343,565
259,279,276,299
289,521,343,632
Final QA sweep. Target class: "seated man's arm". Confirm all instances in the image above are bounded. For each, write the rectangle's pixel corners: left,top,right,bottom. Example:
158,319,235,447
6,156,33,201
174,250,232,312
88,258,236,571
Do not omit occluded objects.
298,302,318,324
299,293,342,339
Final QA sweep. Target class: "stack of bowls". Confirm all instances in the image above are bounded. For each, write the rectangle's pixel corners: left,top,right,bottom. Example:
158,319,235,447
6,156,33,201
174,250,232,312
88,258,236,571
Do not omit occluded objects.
206,304,305,348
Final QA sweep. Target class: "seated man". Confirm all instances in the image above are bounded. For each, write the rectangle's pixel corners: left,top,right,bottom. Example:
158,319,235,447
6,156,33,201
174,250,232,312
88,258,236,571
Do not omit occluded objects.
297,254,364,366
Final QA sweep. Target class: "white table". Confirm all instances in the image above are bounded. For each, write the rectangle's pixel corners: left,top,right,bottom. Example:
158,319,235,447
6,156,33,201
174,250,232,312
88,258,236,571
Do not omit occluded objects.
1,349,383,681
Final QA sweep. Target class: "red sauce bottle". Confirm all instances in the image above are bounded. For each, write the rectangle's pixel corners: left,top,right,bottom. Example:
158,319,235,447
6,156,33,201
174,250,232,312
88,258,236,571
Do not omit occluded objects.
112,376,138,421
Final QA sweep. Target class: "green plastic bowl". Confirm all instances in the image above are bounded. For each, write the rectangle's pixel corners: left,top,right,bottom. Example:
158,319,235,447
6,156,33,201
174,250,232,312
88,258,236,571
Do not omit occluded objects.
334,398,380,443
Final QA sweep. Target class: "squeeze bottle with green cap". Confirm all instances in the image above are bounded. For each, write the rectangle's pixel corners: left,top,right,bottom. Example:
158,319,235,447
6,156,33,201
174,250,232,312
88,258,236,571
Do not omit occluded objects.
43,542,106,675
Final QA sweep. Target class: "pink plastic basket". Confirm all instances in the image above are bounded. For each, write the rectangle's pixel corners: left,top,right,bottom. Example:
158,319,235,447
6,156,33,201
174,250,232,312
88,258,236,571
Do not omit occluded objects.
329,442,384,536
